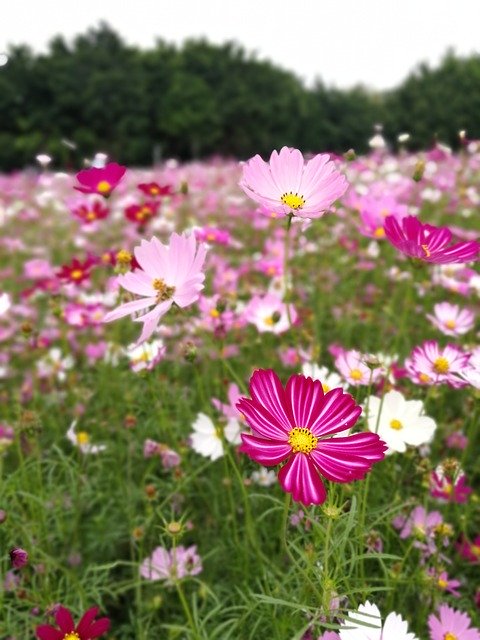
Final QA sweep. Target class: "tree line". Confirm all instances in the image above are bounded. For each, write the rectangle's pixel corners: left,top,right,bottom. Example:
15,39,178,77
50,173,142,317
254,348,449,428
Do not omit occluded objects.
0,24,479,170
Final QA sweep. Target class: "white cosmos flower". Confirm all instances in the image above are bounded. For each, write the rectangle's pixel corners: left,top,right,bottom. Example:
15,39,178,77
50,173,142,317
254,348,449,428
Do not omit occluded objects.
339,601,418,640
66,421,106,455
365,390,436,454
125,339,165,372
251,467,277,487
0,293,11,316
190,413,240,461
301,362,346,393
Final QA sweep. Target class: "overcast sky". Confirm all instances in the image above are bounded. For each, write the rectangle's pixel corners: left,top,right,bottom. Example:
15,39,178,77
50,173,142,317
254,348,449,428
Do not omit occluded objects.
1,0,478,90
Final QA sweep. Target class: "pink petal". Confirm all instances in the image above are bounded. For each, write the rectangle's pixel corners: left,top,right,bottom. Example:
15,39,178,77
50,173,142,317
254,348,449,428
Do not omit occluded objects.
88,617,111,638
285,374,325,429
35,625,63,640
76,607,99,636
55,607,75,633
236,397,289,439
240,433,291,465
308,388,362,437
249,369,294,431
278,453,327,505
103,297,156,323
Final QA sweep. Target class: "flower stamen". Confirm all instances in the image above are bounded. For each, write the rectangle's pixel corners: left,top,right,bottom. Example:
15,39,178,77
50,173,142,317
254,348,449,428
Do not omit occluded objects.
152,278,176,303
288,427,318,454
281,192,305,211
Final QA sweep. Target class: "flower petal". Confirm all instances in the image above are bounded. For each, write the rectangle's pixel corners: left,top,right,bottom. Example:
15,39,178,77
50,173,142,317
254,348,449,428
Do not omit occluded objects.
309,388,362,437
278,453,327,505
240,433,291,465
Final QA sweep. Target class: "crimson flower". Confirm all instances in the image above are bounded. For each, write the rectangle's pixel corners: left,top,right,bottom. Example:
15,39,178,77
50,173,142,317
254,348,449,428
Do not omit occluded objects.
238,370,386,505
74,162,126,197
137,181,174,198
72,201,109,224
36,605,110,640
384,215,479,264
57,258,96,285
124,201,158,225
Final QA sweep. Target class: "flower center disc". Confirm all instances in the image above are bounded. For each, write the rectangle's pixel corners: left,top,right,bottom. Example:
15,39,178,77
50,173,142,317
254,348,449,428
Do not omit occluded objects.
97,180,111,194
389,419,403,430
288,427,318,454
64,633,81,640
433,357,450,374
152,278,175,302
443,633,458,640
281,192,305,210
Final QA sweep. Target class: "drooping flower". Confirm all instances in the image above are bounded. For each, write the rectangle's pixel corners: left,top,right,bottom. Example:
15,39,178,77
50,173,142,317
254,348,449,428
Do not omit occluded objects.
405,341,471,387
140,545,202,585
74,162,126,197
239,146,348,219
384,215,479,264
426,302,475,337
339,600,418,640
238,370,386,506
428,604,480,640
103,233,207,344
364,390,436,454
36,605,110,640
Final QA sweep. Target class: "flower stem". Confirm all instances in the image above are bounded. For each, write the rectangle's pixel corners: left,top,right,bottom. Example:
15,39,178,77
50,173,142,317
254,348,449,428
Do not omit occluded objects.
176,580,200,639
283,213,294,327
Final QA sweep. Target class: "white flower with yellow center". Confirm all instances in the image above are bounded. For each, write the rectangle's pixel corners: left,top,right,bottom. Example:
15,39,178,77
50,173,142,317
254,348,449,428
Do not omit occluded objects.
301,362,346,393
190,413,240,461
364,390,436,454
66,421,106,455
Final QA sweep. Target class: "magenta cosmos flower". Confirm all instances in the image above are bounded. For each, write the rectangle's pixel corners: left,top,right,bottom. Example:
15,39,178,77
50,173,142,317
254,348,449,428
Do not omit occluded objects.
237,370,386,505
103,233,207,344
384,215,479,264
428,604,480,640
74,162,126,197
239,146,348,219
36,605,110,640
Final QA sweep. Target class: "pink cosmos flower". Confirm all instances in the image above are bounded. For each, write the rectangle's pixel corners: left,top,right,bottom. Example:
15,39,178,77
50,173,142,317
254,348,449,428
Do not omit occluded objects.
356,194,409,239
237,370,386,506
457,535,480,564
103,233,207,344
243,293,297,334
140,545,202,585
428,604,480,640
428,569,461,597
334,349,382,387
239,147,348,219
405,341,470,387
36,605,110,640
74,162,126,197
384,215,479,264
427,302,475,337
430,467,472,504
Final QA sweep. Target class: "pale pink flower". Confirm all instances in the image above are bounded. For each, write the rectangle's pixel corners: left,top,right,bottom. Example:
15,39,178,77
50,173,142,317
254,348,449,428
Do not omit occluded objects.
405,341,471,387
428,604,480,640
243,293,297,334
103,233,207,344
335,350,382,387
240,147,348,219
140,545,202,585
426,302,475,336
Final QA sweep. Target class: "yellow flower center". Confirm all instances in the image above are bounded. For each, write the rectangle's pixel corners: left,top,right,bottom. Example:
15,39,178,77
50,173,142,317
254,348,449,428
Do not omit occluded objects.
264,315,276,326
116,249,132,265
390,419,403,430
322,383,330,393
152,278,175,302
350,368,363,381
288,427,318,454
471,544,480,557
210,309,220,318
150,186,159,195
374,227,385,238
281,192,305,210
419,373,431,383
76,431,90,445
206,233,216,242
445,319,456,330
97,180,111,194
421,244,431,258
433,357,450,374
86,210,96,221
444,633,457,640
437,577,448,589
71,269,84,280
64,634,81,640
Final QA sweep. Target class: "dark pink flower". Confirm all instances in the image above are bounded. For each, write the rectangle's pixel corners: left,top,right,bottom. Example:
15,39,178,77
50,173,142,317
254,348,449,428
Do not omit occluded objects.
137,182,173,198
457,535,480,564
74,163,126,197
384,215,479,264
237,370,386,505
9,547,28,568
36,605,110,640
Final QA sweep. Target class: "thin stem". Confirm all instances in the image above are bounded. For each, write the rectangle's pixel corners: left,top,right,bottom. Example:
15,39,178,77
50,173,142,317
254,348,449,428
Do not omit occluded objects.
176,580,200,639
283,213,294,327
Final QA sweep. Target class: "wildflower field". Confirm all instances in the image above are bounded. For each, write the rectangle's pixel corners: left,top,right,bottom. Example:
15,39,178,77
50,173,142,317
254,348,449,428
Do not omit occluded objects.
0,144,479,639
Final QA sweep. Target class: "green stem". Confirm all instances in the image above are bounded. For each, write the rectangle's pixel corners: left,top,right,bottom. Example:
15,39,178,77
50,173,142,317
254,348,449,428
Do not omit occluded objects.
283,213,294,327
176,580,200,639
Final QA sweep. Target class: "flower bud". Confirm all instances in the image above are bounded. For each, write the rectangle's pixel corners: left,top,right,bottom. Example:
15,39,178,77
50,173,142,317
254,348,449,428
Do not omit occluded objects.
10,547,28,569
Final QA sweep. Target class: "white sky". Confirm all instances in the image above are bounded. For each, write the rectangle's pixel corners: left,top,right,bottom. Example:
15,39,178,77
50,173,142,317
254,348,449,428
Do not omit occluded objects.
1,0,478,90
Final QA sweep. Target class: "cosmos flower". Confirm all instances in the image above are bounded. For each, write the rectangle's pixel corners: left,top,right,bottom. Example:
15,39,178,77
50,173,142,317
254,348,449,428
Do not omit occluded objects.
334,350,382,387
238,370,386,506
74,162,126,197
457,535,480,564
137,181,174,198
66,421,106,455
36,605,110,640
339,600,418,640
0,292,11,316
71,200,109,225
190,412,241,461
427,569,461,597
239,146,348,219
384,215,479,264
428,604,480,640
9,547,28,569
125,339,165,373
140,545,202,585
243,293,297,334
364,390,436,454
426,302,475,337
103,233,207,344
301,362,346,393
430,465,472,503
405,341,470,387
124,201,159,225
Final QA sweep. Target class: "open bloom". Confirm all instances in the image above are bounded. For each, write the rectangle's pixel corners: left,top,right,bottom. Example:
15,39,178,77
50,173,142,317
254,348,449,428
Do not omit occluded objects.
243,293,297,334
427,302,475,337
74,162,126,197
384,215,479,264
103,233,207,344
140,545,202,585
364,390,436,454
239,146,348,219
339,600,418,640
66,421,106,455
238,370,386,505
36,605,110,640
405,341,470,387
428,604,480,640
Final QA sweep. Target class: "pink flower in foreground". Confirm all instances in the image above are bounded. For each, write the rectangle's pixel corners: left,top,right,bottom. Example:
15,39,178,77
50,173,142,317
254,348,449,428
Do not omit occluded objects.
427,302,475,337
238,370,386,505
428,604,480,640
74,162,126,197
36,605,110,640
239,146,348,219
103,233,207,344
405,341,470,387
384,215,479,264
